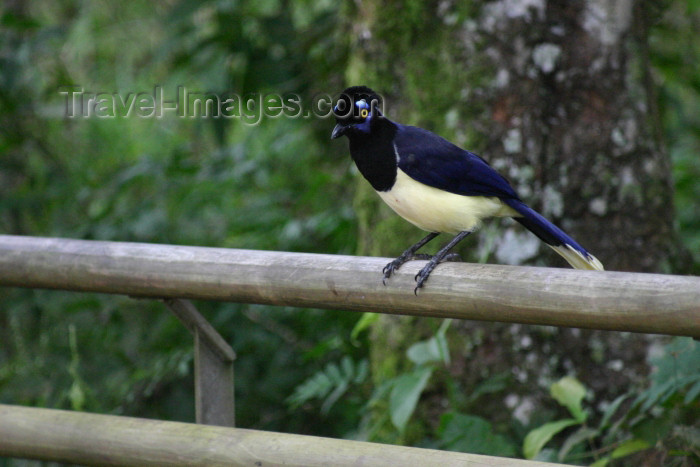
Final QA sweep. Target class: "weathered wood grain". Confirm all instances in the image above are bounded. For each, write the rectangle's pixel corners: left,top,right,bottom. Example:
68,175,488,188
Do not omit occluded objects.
0,235,698,337
0,404,559,466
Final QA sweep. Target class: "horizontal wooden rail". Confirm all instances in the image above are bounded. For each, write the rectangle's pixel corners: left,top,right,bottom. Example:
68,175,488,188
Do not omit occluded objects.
0,404,557,466
0,235,698,337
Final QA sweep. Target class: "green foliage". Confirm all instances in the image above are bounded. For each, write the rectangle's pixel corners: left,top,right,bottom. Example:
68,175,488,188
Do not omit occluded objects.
0,0,357,441
386,319,452,432
350,312,379,343
312,335,696,462
289,319,453,435
588,439,652,467
67,324,87,411
523,338,700,464
634,336,700,412
438,412,517,457
650,1,700,270
405,320,451,367
287,356,368,414
524,376,589,460
550,376,588,424
525,418,581,460
288,320,522,458
389,366,434,432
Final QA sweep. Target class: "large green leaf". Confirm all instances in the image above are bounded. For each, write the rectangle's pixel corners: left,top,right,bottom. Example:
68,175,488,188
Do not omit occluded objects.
592,438,654,467
611,438,651,459
389,366,433,432
523,418,579,460
350,312,379,342
406,337,443,366
550,376,588,422
406,319,451,366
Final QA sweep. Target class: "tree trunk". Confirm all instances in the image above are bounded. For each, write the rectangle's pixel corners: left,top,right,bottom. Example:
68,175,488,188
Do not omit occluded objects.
344,0,681,441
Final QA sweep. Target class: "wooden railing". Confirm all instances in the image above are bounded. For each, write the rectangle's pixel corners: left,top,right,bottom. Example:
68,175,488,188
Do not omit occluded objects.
1,235,698,336
0,404,552,466
1,235,698,466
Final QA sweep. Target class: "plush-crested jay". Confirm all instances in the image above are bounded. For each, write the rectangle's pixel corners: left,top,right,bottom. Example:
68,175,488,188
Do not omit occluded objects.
331,86,603,293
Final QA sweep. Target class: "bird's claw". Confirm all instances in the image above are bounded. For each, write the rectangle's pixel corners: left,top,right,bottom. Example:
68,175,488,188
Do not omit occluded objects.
382,259,402,285
382,266,393,285
384,251,460,291
412,253,461,294
382,254,435,285
413,264,435,294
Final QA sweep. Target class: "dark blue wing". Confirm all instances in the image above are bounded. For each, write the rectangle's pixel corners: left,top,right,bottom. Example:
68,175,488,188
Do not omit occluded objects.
394,124,519,200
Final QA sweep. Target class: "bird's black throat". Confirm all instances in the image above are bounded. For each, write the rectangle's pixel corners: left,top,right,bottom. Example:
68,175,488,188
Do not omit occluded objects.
347,118,398,192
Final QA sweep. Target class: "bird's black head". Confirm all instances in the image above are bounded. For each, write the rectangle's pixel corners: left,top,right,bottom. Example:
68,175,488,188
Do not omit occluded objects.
331,86,384,140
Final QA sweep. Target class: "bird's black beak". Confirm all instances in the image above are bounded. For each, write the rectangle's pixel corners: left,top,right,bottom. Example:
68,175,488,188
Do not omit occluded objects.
331,123,347,139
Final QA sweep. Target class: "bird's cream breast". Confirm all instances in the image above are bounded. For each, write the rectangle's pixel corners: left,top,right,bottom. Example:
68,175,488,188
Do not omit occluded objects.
377,169,516,234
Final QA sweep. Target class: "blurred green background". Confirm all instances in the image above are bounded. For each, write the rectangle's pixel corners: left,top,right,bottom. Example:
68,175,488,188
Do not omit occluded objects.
1,0,698,465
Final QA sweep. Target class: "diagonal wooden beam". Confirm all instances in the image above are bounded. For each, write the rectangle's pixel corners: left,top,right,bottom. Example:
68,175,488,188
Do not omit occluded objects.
164,298,235,427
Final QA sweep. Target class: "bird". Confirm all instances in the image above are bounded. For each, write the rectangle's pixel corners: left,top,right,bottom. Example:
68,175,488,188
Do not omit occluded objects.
331,86,604,293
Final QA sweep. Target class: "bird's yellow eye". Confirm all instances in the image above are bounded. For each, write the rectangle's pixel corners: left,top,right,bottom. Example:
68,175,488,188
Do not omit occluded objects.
360,108,369,118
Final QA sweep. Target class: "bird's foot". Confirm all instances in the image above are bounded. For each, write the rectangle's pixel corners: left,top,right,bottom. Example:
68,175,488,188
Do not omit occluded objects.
383,253,462,288
382,254,433,285
382,232,441,287
382,259,402,285
413,253,462,294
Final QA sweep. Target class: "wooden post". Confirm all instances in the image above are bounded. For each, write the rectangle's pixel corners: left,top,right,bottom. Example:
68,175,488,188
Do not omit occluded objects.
164,298,235,427
0,235,698,337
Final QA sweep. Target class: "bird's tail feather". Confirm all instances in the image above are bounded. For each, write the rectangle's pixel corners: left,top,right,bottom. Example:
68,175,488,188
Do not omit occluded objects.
503,199,604,271
547,244,604,271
